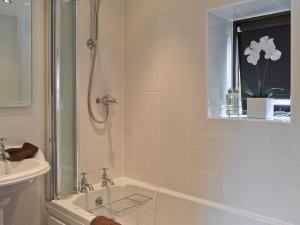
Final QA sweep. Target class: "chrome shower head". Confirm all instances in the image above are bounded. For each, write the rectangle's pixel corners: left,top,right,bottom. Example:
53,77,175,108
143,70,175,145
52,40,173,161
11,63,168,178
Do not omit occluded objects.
89,0,104,46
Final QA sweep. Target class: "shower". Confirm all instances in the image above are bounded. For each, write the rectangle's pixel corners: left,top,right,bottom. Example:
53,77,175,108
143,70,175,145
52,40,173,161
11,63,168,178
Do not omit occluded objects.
87,0,119,124
47,0,121,200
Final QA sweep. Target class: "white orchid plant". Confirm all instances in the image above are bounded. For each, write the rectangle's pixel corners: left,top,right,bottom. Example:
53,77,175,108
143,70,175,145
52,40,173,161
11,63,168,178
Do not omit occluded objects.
242,36,284,98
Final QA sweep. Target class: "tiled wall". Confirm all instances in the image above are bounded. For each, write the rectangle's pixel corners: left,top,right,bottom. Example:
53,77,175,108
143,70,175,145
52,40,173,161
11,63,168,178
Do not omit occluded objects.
77,0,124,184
124,0,300,224
0,1,46,224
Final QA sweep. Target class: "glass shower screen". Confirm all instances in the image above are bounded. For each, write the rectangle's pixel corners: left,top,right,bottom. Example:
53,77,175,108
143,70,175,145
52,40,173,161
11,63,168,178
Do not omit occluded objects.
48,0,77,199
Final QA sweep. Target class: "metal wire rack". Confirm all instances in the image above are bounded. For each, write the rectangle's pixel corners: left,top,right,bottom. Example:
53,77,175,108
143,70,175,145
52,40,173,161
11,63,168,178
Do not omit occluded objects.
90,193,153,217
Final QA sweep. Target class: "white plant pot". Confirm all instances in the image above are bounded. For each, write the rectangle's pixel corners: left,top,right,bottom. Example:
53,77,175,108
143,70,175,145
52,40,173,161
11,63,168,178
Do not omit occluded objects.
247,98,274,119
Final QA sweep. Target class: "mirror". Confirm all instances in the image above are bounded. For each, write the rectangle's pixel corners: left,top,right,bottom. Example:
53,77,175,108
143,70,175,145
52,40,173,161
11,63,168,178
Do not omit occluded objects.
0,0,31,107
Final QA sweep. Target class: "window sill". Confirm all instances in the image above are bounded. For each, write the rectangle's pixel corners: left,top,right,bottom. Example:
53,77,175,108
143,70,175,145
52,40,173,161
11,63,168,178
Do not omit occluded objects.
208,115,291,124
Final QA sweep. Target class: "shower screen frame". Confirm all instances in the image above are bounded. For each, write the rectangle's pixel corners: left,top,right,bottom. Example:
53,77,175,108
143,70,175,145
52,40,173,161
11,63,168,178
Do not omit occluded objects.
46,0,79,200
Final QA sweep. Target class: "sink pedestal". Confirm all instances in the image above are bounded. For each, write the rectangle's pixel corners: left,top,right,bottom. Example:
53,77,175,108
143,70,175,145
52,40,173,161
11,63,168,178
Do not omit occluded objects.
0,179,34,225
0,197,12,225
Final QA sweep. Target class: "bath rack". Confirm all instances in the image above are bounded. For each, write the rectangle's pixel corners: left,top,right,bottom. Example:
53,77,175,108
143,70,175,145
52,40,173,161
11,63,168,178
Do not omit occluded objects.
90,193,153,217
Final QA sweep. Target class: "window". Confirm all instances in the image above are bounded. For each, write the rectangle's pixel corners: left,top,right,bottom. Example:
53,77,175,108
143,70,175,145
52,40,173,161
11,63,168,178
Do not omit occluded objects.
233,12,291,114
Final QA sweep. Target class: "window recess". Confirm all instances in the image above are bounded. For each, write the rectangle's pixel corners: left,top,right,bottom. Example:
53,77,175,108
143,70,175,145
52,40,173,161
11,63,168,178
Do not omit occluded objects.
207,0,292,123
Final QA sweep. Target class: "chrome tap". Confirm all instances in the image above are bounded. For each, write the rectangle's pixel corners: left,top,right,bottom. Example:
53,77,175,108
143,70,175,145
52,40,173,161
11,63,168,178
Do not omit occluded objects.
0,137,10,161
80,171,94,193
101,168,114,187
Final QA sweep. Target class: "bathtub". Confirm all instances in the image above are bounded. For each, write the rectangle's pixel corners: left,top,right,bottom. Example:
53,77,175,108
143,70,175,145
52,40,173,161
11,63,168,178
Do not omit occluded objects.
47,177,293,225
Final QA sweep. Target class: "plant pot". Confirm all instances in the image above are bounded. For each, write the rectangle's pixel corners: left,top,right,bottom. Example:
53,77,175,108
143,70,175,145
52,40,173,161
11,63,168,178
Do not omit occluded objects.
247,98,274,119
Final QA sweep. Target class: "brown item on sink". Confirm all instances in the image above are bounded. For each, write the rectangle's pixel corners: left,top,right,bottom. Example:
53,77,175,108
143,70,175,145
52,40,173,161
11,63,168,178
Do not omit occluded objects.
91,216,121,225
6,142,39,162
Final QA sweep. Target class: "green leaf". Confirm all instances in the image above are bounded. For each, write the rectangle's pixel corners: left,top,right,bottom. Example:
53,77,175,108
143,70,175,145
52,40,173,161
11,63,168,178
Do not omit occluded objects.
263,88,284,98
255,81,263,97
241,80,254,97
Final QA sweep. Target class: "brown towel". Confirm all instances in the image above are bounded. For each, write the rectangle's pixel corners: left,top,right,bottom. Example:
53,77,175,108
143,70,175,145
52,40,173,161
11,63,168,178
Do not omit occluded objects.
6,142,39,162
91,216,121,225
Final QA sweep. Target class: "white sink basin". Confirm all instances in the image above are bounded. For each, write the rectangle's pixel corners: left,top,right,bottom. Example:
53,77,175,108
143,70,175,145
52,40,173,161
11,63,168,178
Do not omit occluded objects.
0,150,50,187
0,149,50,225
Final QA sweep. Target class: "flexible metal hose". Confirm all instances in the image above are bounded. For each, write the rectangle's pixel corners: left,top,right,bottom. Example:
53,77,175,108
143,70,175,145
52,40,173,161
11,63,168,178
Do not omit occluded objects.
87,0,109,123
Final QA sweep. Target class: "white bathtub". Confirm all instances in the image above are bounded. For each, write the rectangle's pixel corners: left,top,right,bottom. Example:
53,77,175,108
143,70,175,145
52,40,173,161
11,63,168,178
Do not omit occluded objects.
47,177,293,225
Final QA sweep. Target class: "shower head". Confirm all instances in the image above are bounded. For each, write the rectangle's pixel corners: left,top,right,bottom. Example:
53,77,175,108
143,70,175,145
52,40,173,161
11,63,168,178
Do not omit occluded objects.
89,0,104,44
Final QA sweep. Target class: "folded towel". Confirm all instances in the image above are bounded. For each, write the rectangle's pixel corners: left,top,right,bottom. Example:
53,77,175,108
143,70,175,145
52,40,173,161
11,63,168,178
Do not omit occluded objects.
6,142,39,162
91,216,121,225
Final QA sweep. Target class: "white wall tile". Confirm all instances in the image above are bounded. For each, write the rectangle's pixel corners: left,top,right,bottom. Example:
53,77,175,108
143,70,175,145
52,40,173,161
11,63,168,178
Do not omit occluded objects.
158,39,189,92
125,44,159,92
158,142,190,193
187,147,224,201
185,37,207,92
124,133,136,178
125,0,159,46
124,0,300,224
158,0,188,42
222,152,269,214
159,92,186,144
135,139,160,184
225,123,268,157
125,92,160,140
268,158,300,223
267,123,300,162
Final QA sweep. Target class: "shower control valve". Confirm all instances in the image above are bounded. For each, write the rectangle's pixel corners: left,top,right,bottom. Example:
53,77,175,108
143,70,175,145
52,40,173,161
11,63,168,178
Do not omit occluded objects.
96,95,120,105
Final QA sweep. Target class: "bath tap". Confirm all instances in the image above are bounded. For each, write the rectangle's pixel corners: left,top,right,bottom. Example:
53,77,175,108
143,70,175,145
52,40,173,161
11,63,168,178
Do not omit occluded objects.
80,171,94,193
101,168,114,187
0,137,10,161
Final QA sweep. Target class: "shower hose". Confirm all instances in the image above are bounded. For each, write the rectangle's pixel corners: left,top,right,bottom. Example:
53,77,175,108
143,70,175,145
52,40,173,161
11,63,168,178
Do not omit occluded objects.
87,0,109,124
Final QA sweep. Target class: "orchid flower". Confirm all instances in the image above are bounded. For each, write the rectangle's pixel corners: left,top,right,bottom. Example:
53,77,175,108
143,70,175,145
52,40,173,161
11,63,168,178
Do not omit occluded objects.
244,36,282,64
242,36,284,98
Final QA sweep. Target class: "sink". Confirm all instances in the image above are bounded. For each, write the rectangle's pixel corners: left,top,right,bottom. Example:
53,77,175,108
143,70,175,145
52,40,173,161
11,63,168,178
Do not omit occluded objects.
0,149,50,225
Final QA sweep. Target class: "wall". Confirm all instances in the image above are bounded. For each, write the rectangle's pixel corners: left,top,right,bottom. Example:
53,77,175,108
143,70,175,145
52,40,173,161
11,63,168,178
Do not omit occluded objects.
77,0,124,184
124,0,300,224
0,0,46,225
